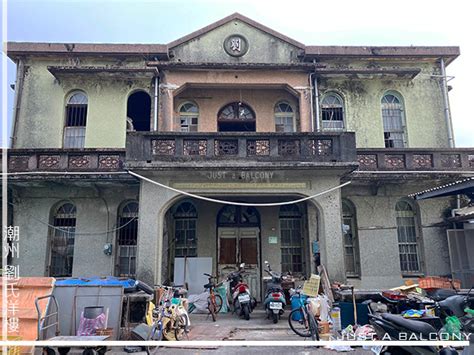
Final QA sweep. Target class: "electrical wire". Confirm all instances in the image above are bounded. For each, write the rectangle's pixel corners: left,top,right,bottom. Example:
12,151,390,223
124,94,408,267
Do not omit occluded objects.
4,169,351,207
7,201,137,236
127,170,350,207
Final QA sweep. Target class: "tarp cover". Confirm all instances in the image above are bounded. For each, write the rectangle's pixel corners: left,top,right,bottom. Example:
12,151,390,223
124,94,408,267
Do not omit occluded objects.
55,276,135,288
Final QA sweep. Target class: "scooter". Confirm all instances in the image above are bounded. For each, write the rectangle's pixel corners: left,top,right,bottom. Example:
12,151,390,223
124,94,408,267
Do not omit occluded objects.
263,260,286,324
226,263,254,320
368,287,473,354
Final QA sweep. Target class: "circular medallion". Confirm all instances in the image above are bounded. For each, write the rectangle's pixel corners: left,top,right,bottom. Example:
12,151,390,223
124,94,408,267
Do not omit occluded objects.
223,34,249,57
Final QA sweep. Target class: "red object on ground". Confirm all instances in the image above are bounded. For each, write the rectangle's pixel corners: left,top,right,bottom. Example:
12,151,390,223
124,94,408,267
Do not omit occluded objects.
382,290,407,300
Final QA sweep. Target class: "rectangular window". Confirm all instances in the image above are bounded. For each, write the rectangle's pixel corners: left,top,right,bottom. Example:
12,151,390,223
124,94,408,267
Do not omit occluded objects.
342,216,359,277
118,245,137,276
321,107,344,130
50,226,76,277
64,104,87,148
275,116,294,132
180,117,198,132
397,211,420,273
280,218,303,273
175,219,197,257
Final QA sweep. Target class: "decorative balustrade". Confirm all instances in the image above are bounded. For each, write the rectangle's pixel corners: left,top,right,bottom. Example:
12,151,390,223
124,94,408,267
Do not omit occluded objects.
5,149,125,172
356,148,474,171
125,132,357,164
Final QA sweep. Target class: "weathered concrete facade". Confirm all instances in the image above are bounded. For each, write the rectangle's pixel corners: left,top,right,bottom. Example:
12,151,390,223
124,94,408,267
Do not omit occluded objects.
5,13,472,291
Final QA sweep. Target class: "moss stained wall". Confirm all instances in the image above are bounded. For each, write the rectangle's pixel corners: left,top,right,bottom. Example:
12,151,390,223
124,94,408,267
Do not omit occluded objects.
15,58,152,149
14,57,449,148
319,61,448,148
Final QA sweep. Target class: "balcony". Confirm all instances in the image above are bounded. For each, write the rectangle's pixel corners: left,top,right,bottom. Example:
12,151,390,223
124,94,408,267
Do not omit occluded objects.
356,148,474,171
125,132,357,169
4,148,126,173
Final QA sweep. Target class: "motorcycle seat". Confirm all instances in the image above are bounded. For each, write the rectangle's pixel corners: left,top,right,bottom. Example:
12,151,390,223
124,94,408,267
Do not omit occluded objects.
439,295,466,318
427,288,457,302
381,313,437,336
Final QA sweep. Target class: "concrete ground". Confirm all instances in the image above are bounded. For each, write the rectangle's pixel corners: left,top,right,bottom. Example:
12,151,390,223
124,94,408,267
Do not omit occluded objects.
40,310,375,354
33,310,472,354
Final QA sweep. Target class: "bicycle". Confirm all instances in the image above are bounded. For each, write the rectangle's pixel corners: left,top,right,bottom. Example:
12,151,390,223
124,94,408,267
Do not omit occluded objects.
288,287,319,341
148,285,190,342
203,273,223,321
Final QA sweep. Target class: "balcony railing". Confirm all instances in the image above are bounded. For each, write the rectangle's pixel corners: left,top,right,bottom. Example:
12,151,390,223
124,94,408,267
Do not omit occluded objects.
4,148,125,172
357,148,474,171
125,132,357,165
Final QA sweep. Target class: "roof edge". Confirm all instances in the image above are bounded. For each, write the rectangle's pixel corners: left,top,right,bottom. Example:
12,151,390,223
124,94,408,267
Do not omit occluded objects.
305,45,460,63
6,42,169,59
168,12,306,49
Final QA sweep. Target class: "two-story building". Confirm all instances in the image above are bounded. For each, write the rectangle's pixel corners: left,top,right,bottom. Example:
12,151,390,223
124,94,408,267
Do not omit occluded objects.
4,13,473,298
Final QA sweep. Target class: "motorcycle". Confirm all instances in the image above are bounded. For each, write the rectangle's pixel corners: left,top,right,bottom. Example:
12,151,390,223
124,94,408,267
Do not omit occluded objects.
226,263,255,320
368,287,473,354
263,260,286,324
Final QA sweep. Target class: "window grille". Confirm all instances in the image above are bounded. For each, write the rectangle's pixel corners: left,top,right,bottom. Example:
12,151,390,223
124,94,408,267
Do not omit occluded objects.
342,200,360,277
50,203,76,277
174,202,198,257
117,202,139,277
321,93,344,131
279,205,303,273
382,94,406,148
396,200,421,273
64,92,87,148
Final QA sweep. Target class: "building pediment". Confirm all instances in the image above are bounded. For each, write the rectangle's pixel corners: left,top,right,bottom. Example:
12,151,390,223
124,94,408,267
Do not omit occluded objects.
168,13,305,64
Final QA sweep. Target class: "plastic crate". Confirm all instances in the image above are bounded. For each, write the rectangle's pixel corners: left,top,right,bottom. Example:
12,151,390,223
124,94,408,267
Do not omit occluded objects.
418,276,461,290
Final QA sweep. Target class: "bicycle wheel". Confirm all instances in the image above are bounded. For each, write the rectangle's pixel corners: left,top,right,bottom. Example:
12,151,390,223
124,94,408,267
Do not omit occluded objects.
174,314,189,341
308,311,319,341
288,308,311,337
214,294,223,313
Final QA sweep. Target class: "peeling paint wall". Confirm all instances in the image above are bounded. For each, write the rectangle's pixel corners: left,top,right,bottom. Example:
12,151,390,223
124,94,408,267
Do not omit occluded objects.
12,183,139,277
14,57,152,149
319,61,448,148
14,56,449,149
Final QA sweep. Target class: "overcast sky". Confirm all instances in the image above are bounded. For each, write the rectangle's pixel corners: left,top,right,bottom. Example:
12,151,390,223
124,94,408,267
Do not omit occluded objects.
1,0,473,147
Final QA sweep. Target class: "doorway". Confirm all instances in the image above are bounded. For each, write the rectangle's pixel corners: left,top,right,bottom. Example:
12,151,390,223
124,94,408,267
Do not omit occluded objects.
216,205,261,300
127,91,151,131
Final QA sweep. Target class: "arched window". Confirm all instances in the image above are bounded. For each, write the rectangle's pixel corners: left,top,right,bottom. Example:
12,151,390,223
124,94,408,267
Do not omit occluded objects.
396,200,422,273
342,199,360,277
117,201,139,277
217,102,256,132
64,91,88,148
382,93,406,148
127,91,151,131
174,201,198,257
275,102,295,132
279,205,303,273
179,102,199,132
49,203,76,277
321,93,344,131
